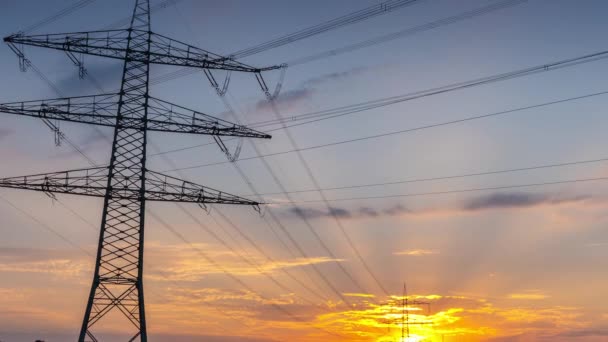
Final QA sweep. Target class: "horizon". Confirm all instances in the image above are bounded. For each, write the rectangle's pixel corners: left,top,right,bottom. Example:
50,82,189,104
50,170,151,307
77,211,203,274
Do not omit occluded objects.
1,0,607,341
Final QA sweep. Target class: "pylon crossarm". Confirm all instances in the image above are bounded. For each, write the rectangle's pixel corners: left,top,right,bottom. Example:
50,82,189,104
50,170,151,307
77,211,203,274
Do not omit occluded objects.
4,30,280,72
149,32,279,72
0,167,261,205
0,167,109,198
0,94,271,138
147,97,271,138
145,170,261,205
0,94,120,127
4,30,131,60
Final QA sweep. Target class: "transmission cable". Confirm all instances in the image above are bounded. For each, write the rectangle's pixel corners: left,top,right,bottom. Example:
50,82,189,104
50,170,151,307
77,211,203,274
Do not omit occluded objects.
210,96,363,305
150,50,608,160
277,176,608,204
2,2,350,332
150,144,337,305
178,8,373,303
249,156,608,197
144,0,527,90
161,90,608,172
213,208,335,304
7,52,329,331
249,50,608,128
265,96,391,297
100,0,185,29
17,61,100,167
150,212,347,339
144,12,345,301
230,0,422,59
0,193,92,255
0,192,260,334
286,0,527,66
123,1,348,310
20,0,97,34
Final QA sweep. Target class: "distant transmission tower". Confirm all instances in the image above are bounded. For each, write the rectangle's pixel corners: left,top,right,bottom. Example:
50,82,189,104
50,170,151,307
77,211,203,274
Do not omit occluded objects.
382,283,431,341
0,1,278,341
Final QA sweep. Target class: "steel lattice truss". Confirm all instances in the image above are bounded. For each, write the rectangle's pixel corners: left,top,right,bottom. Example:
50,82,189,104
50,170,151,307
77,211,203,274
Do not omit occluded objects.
0,167,259,205
4,29,280,73
0,0,275,341
0,94,271,138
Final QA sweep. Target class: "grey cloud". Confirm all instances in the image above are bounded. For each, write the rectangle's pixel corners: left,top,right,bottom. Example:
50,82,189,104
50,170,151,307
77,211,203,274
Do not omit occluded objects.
254,66,371,113
255,88,313,112
287,204,412,220
285,191,591,221
57,62,123,94
0,127,15,140
302,66,369,88
327,207,351,218
78,127,110,146
383,204,411,216
289,206,351,220
51,126,110,161
358,207,379,217
463,192,589,211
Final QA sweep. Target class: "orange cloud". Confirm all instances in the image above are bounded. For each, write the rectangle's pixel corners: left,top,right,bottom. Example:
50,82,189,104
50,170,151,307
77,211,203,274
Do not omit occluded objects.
393,249,439,256
508,290,550,300
142,242,343,281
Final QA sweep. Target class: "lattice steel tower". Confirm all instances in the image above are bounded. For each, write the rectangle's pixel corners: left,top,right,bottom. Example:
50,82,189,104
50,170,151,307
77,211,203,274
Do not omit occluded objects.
0,1,277,340
382,283,431,341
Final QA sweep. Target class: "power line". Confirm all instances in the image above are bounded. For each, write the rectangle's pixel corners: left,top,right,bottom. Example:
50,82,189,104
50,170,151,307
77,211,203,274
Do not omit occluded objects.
249,156,608,196
150,51,608,160
265,96,391,297
160,90,608,171
277,176,608,204
0,192,93,255
230,0,422,59
20,0,97,34
18,69,331,340
213,95,362,305
213,207,333,304
153,56,608,300
100,0,185,30
248,50,608,128
56,2,345,328
147,0,495,87
149,211,347,339
21,61,100,167
143,95,344,331
142,0,527,91
0,192,260,336
148,45,371,328
227,160,337,300
285,0,528,66
149,143,336,305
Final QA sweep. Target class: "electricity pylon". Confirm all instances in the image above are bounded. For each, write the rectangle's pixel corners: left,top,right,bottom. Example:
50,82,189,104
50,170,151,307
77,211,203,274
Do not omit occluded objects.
0,1,278,341
382,283,431,341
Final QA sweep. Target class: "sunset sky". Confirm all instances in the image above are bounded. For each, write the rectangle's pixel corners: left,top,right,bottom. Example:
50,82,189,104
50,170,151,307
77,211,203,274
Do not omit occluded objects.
1,0,608,341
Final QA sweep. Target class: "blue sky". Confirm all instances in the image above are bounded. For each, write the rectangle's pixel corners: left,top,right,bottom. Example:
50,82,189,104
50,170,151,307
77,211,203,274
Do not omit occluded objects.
1,0,608,341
